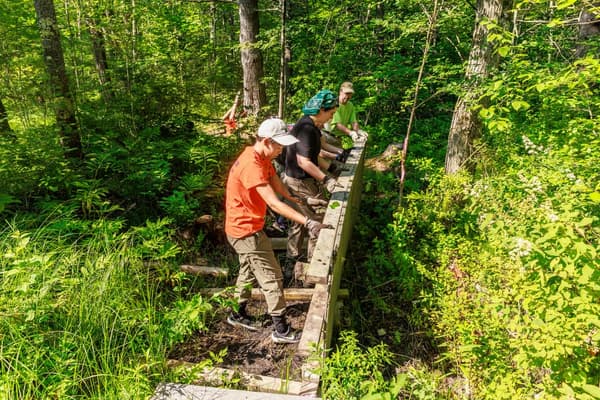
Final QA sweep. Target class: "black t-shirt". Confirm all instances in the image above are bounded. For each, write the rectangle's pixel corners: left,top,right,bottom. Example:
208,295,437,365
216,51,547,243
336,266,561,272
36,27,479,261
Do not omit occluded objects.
285,115,322,179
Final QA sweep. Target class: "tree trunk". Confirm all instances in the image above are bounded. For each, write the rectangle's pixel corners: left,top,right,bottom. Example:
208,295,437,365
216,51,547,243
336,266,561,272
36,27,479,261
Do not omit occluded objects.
575,6,600,59
87,18,112,101
34,0,82,159
0,98,13,135
278,0,288,119
445,0,506,174
239,0,266,116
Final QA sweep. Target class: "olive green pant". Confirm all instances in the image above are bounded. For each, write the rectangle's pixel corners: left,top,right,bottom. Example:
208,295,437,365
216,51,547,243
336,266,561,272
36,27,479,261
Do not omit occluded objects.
227,231,286,317
281,175,325,259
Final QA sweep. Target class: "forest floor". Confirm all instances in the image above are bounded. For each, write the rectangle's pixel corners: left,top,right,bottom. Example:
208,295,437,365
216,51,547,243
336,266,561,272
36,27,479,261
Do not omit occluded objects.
168,226,311,381
168,299,309,380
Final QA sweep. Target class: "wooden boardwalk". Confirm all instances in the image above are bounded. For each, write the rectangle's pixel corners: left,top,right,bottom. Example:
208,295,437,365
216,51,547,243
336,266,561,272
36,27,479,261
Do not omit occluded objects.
153,137,366,399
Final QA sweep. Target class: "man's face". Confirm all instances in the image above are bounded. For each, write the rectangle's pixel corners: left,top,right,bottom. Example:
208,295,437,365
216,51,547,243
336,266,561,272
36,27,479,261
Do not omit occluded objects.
266,139,284,159
339,91,352,105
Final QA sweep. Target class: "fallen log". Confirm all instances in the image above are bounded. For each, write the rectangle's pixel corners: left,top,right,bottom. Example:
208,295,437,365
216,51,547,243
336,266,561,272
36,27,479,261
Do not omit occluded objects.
180,264,228,277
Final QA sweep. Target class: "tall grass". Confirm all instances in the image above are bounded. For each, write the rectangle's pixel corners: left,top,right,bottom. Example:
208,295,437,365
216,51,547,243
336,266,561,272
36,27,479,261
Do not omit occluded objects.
0,214,177,399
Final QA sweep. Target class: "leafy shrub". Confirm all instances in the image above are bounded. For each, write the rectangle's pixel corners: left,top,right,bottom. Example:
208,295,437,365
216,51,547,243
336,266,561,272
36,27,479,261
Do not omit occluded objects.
320,331,394,399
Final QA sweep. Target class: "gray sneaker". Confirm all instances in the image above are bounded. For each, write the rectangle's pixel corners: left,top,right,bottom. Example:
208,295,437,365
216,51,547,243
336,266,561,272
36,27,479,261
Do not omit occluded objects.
226,313,260,331
271,326,301,344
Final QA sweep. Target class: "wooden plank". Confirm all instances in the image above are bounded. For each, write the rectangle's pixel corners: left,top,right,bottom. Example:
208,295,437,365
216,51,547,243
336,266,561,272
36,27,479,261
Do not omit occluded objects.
164,362,317,397
152,383,319,399
200,287,349,301
180,265,228,277
297,283,329,358
298,141,367,384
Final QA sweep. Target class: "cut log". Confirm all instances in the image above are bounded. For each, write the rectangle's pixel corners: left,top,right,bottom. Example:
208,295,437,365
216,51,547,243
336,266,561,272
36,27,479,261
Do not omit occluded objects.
195,214,214,224
180,264,228,277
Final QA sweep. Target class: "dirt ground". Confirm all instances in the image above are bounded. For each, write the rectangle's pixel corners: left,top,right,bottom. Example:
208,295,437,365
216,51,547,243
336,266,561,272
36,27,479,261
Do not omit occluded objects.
169,298,310,380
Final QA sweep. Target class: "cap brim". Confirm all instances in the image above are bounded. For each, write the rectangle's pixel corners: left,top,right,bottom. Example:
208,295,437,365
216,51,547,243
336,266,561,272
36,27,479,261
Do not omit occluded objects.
342,89,354,94
272,134,299,146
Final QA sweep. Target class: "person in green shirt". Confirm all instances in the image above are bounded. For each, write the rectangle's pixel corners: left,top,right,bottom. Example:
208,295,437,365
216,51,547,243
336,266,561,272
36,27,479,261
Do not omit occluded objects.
327,82,368,146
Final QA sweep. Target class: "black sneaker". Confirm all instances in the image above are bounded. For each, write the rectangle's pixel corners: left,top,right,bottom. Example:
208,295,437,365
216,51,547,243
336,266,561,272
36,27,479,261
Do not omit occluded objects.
271,326,302,344
226,313,260,331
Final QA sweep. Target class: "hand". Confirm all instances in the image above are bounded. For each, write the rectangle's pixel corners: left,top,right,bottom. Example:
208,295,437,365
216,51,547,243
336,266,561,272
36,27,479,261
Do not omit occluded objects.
349,130,360,142
322,175,341,193
305,218,333,239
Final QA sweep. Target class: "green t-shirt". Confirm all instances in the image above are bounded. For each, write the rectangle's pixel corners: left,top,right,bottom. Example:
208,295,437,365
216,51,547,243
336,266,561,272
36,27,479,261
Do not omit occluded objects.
331,101,357,137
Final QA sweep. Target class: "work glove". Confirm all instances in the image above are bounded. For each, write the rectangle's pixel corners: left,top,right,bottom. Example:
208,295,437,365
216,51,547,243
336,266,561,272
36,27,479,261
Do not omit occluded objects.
305,218,333,239
349,130,360,142
322,175,341,193
306,197,328,207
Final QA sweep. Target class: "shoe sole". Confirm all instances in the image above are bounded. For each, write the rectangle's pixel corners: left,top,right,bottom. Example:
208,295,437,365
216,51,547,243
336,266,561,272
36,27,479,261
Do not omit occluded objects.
226,316,260,331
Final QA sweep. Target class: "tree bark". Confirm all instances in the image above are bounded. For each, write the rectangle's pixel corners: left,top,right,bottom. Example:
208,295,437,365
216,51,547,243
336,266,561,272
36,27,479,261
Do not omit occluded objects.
87,18,112,101
445,0,506,174
239,0,266,116
0,98,12,133
575,6,600,59
278,0,288,118
34,0,82,159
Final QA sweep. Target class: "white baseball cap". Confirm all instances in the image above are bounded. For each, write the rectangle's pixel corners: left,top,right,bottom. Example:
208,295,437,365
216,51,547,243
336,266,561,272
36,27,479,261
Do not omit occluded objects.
258,118,299,146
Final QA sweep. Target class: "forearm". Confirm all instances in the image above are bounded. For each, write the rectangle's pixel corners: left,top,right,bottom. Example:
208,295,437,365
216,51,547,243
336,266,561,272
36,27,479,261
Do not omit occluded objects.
299,158,327,182
321,140,343,155
335,123,352,136
270,175,295,202
269,200,308,226
319,149,337,160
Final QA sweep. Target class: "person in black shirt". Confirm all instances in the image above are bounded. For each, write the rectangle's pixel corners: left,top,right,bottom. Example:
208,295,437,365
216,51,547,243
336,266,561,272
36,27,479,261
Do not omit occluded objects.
282,90,342,276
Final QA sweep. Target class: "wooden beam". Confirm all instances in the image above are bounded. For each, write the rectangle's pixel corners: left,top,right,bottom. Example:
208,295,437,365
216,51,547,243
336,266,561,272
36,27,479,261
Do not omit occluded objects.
297,283,329,358
152,383,317,400
180,265,228,277
164,361,318,397
199,287,349,301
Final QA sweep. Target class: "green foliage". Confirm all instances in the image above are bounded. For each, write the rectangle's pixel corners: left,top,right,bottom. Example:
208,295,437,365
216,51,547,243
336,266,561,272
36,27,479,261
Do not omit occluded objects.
0,209,228,399
159,191,199,226
388,17,600,396
320,331,394,399
163,294,214,347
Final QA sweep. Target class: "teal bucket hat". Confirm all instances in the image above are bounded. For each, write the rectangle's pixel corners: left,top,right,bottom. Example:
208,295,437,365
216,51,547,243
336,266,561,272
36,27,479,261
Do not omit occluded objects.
302,89,338,115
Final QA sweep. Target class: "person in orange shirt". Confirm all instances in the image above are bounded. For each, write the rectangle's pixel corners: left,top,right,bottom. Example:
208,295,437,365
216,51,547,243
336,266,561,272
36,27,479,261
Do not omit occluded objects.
225,118,331,344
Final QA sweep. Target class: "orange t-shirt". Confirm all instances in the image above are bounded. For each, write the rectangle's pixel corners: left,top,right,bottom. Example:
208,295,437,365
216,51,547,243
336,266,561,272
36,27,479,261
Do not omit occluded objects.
225,146,275,238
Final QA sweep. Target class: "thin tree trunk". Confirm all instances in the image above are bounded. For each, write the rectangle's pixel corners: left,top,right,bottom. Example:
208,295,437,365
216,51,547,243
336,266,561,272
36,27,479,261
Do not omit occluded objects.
34,0,82,159
239,0,266,116
0,98,13,134
278,0,287,118
376,2,385,57
87,18,112,101
399,0,439,205
575,6,600,59
445,0,506,174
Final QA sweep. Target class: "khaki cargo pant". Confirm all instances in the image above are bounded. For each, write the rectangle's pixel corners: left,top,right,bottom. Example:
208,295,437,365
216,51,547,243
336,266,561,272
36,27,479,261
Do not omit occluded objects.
281,176,325,260
227,231,286,317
